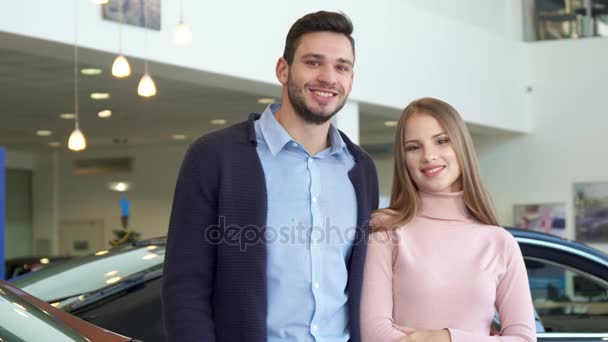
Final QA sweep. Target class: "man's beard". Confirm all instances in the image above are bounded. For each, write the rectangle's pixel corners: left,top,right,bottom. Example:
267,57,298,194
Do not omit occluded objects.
287,76,347,125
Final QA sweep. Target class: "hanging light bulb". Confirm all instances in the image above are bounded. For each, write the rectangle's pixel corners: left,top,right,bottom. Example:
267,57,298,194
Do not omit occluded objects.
112,55,131,77
112,0,130,78
68,128,87,151
138,3,156,97
174,0,192,46
138,72,157,97
174,21,192,46
69,0,87,152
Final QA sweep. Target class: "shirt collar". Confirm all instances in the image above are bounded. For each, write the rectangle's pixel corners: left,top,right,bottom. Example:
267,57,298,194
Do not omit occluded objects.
258,104,293,157
258,103,348,157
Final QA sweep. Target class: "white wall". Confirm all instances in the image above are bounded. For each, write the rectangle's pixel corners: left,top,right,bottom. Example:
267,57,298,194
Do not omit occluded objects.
38,143,189,253
476,37,608,252
5,149,33,170
1,0,529,133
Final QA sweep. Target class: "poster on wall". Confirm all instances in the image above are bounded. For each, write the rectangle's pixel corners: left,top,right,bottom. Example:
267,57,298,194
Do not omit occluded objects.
513,202,566,238
574,181,608,242
102,0,161,30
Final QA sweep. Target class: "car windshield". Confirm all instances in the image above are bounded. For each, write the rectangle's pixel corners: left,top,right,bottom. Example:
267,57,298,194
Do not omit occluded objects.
0,282,89,341
11,242,165,308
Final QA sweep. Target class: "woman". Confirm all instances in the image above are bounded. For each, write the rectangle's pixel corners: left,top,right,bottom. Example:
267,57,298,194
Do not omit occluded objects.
361,98,536,342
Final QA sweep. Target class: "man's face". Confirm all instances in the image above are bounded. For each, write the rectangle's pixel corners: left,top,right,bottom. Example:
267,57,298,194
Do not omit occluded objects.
278,31,354,125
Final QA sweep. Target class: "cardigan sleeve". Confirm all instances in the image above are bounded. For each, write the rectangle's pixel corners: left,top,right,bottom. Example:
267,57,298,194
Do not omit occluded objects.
162,140,219,342
447,233,536,342
361,229,407,342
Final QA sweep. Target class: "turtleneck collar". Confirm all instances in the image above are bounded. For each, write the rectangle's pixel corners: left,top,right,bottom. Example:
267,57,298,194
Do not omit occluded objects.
418,190,472,222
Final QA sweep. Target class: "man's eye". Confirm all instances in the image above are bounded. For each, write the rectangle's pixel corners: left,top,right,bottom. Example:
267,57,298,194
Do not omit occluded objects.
306,61,320,66
337,65,350,72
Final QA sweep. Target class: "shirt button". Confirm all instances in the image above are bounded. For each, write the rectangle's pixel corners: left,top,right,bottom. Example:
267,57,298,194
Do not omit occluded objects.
314,282,320,289
311,324,318,332
291,142,298,148
312,197,317,203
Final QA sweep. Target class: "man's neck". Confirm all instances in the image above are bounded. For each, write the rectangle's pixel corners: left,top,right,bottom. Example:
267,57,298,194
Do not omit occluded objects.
274,107,332,156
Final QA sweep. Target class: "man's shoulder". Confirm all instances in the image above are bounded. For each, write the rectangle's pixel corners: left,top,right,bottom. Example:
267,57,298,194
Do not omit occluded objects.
188,119,253,156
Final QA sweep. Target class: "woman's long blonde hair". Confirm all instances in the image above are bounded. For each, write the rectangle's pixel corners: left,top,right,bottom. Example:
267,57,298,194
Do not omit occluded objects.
373,97,499,231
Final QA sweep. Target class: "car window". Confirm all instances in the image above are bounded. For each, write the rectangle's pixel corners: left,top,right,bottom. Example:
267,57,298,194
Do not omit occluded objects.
0,284,89,341
525,258,608,333
11,244,165,308
72,277,165,342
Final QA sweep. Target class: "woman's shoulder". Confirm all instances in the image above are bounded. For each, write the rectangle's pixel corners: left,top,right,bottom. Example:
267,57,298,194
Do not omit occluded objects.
475,224,520,253
370,210,393,229
370,209,414,231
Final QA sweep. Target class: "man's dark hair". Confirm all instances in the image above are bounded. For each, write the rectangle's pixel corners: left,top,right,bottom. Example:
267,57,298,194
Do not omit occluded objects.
283,11,354,65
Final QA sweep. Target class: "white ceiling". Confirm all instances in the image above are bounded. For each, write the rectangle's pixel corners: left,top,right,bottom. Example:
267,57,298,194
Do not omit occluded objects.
0,32,505,154
0,43,402,153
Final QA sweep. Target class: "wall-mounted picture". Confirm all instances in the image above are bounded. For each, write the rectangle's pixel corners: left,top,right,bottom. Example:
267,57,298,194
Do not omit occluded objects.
102,0,161,31
513,202,566,238
574,181,608,242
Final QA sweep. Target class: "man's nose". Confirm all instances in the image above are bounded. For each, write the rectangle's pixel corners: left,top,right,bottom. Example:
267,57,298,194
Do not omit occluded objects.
316,65,337,86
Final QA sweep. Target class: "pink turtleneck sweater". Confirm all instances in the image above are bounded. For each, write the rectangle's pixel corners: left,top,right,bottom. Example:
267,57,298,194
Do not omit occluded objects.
361,191,536,342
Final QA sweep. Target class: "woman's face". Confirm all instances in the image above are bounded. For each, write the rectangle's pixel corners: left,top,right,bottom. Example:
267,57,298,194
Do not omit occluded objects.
403,112,462,193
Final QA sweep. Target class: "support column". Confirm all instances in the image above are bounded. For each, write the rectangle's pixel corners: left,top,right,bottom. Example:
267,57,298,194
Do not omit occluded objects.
333,101,360,145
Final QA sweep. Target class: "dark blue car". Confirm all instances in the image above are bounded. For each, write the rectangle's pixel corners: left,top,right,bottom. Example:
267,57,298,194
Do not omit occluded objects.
11,230,608,341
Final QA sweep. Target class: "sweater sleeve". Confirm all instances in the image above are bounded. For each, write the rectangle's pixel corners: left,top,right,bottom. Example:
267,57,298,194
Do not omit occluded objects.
361,229,407,342
448,233,536,342
162,141,219,342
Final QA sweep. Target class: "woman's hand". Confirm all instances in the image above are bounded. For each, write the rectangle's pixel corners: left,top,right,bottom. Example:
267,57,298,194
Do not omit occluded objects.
395,325,452,342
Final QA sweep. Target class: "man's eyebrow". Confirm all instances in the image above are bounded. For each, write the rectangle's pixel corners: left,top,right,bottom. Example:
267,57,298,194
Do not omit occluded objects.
301,54,353,66
337,58,353,66
301,53,324,59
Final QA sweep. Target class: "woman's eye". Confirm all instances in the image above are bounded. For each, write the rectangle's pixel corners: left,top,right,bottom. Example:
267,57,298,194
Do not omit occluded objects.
405,145,419,151
437,137,449,144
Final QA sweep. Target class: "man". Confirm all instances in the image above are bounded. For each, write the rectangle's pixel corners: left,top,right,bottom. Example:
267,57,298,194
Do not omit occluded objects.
162,11,379,342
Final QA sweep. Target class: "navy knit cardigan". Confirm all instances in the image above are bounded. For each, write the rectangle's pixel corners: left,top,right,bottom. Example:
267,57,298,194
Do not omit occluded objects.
162,113,379,342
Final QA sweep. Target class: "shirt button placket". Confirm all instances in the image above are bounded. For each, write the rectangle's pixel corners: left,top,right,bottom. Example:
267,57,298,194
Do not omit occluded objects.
308,156,322,335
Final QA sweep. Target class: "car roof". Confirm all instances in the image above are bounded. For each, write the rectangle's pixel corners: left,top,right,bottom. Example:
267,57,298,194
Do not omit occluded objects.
507,227,608,263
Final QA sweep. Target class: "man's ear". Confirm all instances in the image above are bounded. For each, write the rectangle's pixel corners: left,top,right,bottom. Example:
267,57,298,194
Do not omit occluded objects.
276,57,289,85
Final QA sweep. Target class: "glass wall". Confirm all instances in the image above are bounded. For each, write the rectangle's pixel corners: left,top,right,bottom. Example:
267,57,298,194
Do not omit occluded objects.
524,0,608,41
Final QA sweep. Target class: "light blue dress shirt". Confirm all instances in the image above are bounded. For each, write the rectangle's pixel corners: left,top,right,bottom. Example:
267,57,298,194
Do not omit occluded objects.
254,104,358,342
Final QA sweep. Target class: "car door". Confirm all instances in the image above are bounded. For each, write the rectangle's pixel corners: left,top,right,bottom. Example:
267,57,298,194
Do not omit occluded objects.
516,235,608,341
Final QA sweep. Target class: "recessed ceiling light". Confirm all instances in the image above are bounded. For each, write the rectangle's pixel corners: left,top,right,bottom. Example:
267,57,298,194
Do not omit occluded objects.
210,119,227,125
36,130,52,136
81,68,103,75
384,121,398,127
48,142,61,148
59,113,76,119
257,98,275,104
91,0,109,4
108,182,132,192
90,93,111,100
98,110,112,118
172,134,187,140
